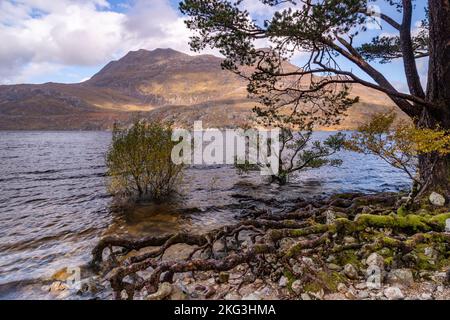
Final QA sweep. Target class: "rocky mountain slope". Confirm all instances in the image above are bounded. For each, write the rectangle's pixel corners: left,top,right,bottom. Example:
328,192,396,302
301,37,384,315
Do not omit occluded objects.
0,48,407,130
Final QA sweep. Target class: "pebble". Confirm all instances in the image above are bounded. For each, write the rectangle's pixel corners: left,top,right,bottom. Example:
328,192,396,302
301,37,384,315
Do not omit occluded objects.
343,264,358,280
278,276,288,287
291,280,302,294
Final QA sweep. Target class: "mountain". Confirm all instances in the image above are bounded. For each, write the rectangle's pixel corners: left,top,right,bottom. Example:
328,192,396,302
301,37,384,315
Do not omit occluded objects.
0,48,407,130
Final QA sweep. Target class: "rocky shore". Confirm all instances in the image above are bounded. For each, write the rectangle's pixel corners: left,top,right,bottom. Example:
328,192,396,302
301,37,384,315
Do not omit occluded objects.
43,192,450,300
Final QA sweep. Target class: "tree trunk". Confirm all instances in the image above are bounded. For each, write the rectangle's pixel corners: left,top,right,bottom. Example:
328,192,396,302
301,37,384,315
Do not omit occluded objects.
419,0,450,197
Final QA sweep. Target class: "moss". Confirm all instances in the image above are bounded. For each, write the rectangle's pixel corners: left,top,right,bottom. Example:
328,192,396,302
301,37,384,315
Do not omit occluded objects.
356,214,433,233
429,213,450,228
384,256,394,267
283,270,296,293
303,271,345,293
335,249,362,268
397,205,408,216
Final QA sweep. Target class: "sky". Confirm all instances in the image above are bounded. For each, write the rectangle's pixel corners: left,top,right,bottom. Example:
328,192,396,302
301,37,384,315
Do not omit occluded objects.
0,0,428,93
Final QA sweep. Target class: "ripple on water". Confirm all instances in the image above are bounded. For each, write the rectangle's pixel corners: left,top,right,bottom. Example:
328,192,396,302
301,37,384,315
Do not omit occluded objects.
0,131,410,299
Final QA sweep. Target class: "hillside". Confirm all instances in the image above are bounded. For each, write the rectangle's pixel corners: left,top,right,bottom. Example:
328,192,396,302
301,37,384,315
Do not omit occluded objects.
0,48,408,130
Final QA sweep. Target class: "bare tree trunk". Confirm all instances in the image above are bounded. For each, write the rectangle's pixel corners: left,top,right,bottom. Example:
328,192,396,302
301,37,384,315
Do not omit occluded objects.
419,0,450,197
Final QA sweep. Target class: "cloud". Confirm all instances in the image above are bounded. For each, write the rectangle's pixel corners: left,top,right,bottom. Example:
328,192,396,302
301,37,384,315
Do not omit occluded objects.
0,0,200,84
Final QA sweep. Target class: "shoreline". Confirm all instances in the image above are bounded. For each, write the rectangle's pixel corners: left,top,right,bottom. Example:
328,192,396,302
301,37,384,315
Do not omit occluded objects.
39,191,450,301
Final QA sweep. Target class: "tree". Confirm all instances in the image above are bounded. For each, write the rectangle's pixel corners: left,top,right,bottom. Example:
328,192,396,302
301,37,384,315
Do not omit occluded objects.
179,0,450,196
235,108,346,185
346,111,450,202
106,121,184,202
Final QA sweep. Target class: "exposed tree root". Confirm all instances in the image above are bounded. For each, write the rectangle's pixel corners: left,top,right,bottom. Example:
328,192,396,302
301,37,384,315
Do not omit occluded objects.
90,192,450,300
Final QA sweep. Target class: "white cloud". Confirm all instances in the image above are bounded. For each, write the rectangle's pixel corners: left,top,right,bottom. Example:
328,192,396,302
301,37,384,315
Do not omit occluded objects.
0,0,202,84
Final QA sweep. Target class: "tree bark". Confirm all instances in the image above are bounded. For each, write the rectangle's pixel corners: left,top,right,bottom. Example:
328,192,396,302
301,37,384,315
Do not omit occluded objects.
419,0,450,196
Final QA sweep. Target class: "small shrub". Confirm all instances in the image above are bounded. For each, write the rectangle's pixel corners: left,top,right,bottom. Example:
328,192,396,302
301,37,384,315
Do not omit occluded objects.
106,120,184,202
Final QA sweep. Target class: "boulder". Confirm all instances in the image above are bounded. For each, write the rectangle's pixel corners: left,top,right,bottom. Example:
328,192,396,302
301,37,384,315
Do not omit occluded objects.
384,287,404,300
429,192,445,207
366,252,384,269
445,219,450,232
386,269,414,287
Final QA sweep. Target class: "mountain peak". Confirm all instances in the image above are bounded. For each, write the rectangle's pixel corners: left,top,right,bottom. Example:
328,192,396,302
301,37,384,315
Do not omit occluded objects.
122,48,188,61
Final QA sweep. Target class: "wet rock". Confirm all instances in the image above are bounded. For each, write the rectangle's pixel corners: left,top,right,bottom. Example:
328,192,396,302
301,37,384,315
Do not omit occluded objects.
50,281,69,293
291,280,302,294
343,264,358,280
50,268,71,282
146,282,172,300
386,269,414,287
429,192,445,207
278,276,288,287
384,287,404,300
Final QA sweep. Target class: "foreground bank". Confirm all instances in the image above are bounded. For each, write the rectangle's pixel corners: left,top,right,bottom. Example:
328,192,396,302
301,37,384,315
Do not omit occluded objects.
43,192,450,300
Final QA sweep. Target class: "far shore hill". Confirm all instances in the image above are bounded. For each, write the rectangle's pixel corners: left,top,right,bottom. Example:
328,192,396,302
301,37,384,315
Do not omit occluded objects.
0,48,408,130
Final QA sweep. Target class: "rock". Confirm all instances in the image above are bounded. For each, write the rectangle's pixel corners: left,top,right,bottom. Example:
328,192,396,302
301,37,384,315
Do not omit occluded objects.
56,290,71,300
386,269,414,287
291,280,302,294
344,290,357,300
343,264,358,280
218,272,229,284
300,293,311,300
195,284,207,292
420,293,433,300
327,263,341,271
357,291,369,299
361,206,372,214
325,209,335,225
355,283,367,290
50,268,71,282
366,253,384,269
224,292,241,300
343,236,357,245
146,282,172,300
384,287,404,300
292,263,303,275
205,287,216,299
337,283,347,293
310,289,324,300
242,293,260,300
278,276,288,287
429,192,445,206
50,281,69,293
446,219,450,232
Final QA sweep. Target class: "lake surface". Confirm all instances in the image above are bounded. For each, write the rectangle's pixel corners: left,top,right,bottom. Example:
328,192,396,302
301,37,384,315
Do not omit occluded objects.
0,131,410,299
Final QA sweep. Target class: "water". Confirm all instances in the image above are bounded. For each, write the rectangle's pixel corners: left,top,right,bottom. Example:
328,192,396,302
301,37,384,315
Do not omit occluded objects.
0,131,410,299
